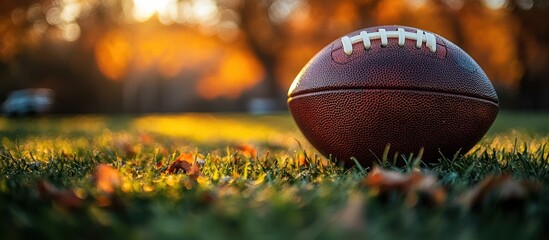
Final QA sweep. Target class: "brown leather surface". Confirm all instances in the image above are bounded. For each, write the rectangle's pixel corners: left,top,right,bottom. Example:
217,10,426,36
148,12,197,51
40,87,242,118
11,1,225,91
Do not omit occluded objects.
288,25,499,166
289,25,498,104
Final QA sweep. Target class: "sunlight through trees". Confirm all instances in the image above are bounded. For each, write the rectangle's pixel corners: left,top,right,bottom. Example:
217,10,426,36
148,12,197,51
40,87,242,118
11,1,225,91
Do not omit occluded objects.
1,0,548,112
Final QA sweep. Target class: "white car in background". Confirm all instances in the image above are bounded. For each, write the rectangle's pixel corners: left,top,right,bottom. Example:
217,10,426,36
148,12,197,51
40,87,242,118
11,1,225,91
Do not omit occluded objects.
1,88,54,116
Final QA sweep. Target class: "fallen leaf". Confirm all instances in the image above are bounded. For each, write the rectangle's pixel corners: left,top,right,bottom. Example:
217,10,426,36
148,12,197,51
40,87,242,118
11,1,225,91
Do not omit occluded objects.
458,175,542,210
187,163,201,179
167,153,193,173
362,166,446,207
93,164,121,194
177,153,194,162
167,159,191,174
237,144,257,159
167,153,201,179
363,166,413,191
155,161,163,168
38,181,84,210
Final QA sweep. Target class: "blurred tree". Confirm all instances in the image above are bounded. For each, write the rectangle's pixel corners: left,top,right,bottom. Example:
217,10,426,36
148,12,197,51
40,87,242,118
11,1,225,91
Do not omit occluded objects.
507,0,549,109
429,0,549,109
235,0,381,110
0,0,126,113
1,0,549,112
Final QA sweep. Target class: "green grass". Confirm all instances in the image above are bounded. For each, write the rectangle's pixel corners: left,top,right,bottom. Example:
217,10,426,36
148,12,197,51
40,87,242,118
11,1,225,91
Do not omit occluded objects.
0,112,548,239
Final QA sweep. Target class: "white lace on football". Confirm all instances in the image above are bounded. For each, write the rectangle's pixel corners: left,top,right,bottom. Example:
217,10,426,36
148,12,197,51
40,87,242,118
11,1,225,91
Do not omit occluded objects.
341,28,437,55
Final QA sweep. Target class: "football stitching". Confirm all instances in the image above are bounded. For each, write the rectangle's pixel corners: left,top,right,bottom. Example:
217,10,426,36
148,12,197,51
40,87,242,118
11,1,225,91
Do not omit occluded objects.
341,28,437,55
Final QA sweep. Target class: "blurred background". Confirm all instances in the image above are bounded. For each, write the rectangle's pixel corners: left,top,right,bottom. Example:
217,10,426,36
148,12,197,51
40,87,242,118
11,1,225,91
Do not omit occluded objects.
0,0,548,114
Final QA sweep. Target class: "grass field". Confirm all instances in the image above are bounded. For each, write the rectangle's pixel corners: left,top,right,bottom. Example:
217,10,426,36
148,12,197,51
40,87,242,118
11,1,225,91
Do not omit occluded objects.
1,111,548,239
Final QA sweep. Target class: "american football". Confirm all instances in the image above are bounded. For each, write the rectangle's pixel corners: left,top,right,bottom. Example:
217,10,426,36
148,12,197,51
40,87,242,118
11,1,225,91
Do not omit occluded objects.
288,25,499,167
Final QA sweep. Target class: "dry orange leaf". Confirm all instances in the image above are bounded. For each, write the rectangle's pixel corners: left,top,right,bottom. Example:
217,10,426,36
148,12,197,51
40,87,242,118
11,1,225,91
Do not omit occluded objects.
237,144,257,159
167,159,192,173
176,153,194,163
458,175,542,210
364,166,413,190
155,161,163,168
187,163,201,179
93,164,121,194
38,181,84,210
363,166,446,207
167,153,201,179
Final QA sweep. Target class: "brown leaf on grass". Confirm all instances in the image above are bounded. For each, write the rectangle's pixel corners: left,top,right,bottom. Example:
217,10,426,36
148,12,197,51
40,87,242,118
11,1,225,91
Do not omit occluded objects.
458,175,542,210
167,159,191,173
186,166,201,179
237,144,257,159
167,153,201,179
362,166,446,207
155,161,163,168
363,166,413,191
38,181,84,210
90,164,125,209
93,164,121,194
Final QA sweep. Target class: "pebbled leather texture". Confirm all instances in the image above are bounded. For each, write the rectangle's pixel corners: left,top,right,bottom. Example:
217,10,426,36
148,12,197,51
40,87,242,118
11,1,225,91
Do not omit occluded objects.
288,25,499,166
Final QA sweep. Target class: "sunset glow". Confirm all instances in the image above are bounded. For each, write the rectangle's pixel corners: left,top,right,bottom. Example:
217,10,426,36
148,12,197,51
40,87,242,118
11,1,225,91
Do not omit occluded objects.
197,49,264,99
94,26,264,99
132,0,177,23
95,30,131,80
2,0,545,107
130,0,220,25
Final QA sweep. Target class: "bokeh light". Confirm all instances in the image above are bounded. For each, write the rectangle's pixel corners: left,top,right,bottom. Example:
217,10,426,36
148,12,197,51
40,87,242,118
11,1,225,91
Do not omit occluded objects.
1,0,549,112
